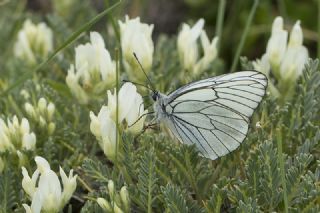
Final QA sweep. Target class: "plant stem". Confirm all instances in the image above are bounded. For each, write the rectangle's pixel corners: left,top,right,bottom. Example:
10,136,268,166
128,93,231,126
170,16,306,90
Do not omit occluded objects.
215,0,226,52
276,127,289,213
231,0,259,72
318,0,320,58
277,0,288,19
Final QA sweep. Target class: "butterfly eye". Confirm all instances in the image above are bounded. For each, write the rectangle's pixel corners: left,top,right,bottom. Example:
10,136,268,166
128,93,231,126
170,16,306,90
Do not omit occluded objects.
151,92,158,101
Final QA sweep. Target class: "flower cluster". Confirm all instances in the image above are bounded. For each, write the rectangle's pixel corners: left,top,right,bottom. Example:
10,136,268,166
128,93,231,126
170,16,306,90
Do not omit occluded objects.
253,16,308,99
14,19,53,65
0,115,36,153
22,156,77,213
66,31,116,104
90,82,147,160
119,15,154,81
177,18,219,74
97,180,130,213
24,97,56,135
0,116,36,172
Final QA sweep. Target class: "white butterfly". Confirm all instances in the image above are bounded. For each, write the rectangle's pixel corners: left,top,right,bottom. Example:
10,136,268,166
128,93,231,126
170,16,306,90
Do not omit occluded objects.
151,71,267,160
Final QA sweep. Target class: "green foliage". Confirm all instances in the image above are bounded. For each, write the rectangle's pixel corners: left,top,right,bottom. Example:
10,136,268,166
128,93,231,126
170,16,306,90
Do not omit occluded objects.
0,0,320,212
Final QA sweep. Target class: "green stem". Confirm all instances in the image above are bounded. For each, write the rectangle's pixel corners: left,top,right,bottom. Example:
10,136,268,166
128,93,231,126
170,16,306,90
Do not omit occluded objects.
276,128,289,213
1,0,122,97
231,0,259,72
318,0,320,59
277,0,288,20
215,0,226,52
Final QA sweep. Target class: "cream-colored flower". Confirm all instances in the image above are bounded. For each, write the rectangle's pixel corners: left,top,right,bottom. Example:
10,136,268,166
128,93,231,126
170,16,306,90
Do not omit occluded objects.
14,19,53,64
253,16,309,99
66,32,116,104
90,107,117,160
119,15,154,81
0,116,36,152
106,82,147,134
266,16,288,74
279,21,308,83
177,19,218,74
22,156,77,213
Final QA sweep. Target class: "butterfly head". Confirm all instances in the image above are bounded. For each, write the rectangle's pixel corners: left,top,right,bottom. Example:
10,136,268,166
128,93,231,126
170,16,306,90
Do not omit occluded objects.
151,91,160,101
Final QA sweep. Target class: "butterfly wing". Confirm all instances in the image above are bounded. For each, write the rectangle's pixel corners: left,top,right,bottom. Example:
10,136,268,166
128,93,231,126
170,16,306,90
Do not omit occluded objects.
163,71,267,160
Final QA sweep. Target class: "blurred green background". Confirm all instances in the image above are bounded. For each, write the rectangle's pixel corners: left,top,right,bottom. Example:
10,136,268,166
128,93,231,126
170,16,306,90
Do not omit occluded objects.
22,0,318,68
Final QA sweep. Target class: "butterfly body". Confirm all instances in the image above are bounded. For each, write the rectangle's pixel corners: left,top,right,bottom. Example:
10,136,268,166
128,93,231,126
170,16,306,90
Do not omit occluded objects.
152,71,267,160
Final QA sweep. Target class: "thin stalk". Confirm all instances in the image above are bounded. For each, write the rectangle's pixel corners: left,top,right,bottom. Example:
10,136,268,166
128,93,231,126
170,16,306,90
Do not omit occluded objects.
215,0,226,52
318,0,320,58
231,0,259,72
110,48,120,213
276,128,288,213
77,176,94,193
115,48,120,168
1,0,122,97
277,0,288,20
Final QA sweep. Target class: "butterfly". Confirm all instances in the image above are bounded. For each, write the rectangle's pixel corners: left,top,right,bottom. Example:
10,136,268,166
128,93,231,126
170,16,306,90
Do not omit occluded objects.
151,71,267,160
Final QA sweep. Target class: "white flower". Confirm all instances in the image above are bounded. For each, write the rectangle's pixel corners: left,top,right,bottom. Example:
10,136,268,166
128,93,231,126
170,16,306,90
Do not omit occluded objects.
0,116,36,152
106,82,147,134
253,16,309,99
90,107,117,160
14,19,53,64
89,83,147,159
119,15,154,80
266,16,288,73
66,32,116,104
22,156,77,213
279,21,308,83
177,19,218,73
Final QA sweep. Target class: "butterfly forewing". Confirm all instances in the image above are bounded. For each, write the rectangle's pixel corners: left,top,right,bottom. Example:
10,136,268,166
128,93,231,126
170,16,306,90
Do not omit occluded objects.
162,71,267,160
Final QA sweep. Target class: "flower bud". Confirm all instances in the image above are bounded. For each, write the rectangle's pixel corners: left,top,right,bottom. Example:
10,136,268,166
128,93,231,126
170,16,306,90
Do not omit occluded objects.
120,186,130,211
22,133,36,151
38,98,47,114
47,102,55,121
48,122,56,135
39,116,46,128
24,103,36,119
97,198,112,211
108,180,115,199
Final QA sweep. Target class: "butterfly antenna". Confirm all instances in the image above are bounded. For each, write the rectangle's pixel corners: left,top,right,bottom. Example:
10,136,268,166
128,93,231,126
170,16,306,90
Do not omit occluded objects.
122,79,153,91
133,53,156,92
